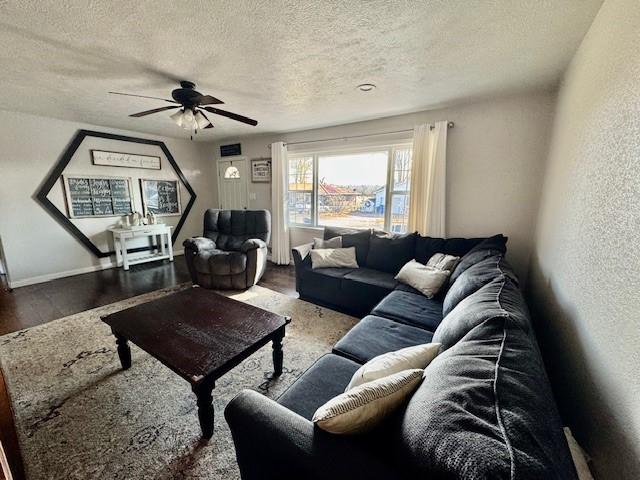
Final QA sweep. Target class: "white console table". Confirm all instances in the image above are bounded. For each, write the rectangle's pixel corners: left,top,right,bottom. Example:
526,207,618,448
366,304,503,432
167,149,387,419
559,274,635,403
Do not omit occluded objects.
109,224,173,271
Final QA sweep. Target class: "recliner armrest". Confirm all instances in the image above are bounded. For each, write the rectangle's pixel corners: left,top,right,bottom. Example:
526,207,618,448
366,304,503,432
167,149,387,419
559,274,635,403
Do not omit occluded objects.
240,238,267,253
224,390,400,480
183,236,217,253
292,242,313,264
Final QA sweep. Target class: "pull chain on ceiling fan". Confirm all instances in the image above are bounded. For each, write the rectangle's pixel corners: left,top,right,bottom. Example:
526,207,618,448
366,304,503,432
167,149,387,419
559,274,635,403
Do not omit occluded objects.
109,81,258,138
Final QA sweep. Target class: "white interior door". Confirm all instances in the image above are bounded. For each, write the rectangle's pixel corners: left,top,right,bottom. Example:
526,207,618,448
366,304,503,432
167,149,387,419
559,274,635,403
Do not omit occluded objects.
217,157,249,210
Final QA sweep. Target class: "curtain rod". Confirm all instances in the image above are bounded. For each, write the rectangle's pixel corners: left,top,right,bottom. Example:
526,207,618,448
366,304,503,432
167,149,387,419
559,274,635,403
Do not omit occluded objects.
269,121,454,148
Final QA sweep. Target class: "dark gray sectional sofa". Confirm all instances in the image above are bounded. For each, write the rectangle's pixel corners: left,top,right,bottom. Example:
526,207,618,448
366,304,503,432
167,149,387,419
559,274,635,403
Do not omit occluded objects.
225,230,577,479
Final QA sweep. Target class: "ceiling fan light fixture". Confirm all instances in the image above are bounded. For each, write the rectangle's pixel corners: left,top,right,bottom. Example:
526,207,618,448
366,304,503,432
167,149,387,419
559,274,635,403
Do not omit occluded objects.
170,109,185,127
181,109,195,130
194,110,210,129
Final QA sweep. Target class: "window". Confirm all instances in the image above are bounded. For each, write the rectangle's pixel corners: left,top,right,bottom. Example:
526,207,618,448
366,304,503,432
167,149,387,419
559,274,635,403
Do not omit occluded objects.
224,165,240,178
287,145,412,232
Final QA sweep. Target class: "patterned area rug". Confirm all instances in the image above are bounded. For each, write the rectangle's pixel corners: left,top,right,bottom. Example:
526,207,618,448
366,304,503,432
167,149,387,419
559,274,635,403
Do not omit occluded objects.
0,284,357,479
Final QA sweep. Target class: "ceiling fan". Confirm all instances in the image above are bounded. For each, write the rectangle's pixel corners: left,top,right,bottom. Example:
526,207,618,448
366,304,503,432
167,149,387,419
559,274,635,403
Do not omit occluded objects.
109,81,258,134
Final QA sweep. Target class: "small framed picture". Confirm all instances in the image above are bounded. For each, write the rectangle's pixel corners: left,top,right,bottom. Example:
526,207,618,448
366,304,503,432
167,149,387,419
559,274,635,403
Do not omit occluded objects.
251,158,271,183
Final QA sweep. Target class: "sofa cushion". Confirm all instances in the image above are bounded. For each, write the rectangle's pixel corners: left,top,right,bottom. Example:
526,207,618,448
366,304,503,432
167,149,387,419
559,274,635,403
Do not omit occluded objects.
341,268,398,312
443,255,518,316
434,275,529,351
449,234,508,285
366,232,417,274
277,353,361,421
371,291,443,331
298,265,354,303
414,236,486,265
324,227,371,267
333,315,434,364
394,315,576,479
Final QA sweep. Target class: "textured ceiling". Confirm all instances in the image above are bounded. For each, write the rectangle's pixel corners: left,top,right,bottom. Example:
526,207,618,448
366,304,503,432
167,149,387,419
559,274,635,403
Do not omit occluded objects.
0,0,602,141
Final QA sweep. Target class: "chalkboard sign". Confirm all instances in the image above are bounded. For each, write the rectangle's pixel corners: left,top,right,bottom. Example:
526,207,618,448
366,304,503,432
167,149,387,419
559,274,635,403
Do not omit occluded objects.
140,179,181,216
63,175,133,218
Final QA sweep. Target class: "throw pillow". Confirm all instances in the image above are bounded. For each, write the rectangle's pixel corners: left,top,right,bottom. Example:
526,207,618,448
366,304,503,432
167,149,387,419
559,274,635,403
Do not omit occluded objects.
310,247,359,269
313,236,342,249
366,231,417,274
312,369,424,434
395,260,450,298
324,227,371,266
426,253,460,271
346,343,441,390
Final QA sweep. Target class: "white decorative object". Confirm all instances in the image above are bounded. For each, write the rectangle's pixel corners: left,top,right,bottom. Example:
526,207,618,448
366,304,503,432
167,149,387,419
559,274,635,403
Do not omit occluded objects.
91,150,161,170
346,343,441,390
310,247,359,269
408,121,448,236
395,259,451,298
312,369,424,434
108,224,173,271
270,142,290,264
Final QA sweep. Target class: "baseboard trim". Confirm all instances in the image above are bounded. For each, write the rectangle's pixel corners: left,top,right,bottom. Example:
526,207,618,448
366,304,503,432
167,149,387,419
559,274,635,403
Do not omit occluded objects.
8,250,184,289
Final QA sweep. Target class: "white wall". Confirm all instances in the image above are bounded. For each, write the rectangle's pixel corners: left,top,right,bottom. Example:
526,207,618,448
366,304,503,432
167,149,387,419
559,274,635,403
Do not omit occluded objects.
0,110,217,286
528,0,640,478
214,91,555,280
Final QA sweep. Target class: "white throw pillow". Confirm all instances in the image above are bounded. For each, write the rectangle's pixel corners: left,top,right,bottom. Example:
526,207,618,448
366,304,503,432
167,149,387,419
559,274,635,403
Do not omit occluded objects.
313,236,342,249
346,343,441,390
395,260,450,298
312,369,424,434
426,252,460,271
310,247,359,269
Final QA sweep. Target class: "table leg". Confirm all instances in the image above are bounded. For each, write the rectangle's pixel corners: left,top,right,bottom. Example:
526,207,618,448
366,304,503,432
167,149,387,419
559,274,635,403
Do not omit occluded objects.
167,231,174,261
114,235,123,267
192,378,215,439
272,328,285,377
122,236,129,271
114,333,131,370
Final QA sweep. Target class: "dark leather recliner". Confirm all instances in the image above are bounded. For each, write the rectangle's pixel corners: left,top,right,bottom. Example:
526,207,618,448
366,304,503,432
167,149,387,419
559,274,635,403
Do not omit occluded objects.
183,209,271,289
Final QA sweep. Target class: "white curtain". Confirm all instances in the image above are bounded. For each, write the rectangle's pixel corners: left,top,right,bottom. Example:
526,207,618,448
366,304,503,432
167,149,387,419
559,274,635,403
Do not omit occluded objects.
407,121,448,236
270,141,290,264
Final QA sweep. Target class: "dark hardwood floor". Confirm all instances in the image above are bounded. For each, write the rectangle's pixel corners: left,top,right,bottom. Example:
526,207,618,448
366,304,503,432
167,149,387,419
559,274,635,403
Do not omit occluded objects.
0,259,297,480
0,260,297,336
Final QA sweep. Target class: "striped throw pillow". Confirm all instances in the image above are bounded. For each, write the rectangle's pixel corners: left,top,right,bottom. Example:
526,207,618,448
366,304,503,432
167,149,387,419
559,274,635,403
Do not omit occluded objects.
312,369,424,434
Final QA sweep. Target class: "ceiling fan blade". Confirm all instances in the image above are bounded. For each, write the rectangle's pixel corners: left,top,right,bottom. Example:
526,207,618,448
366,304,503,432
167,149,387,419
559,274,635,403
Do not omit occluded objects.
196,94,224,105
109,91,179,104
202,106,258,126
129,105,181,117
197,110,215,128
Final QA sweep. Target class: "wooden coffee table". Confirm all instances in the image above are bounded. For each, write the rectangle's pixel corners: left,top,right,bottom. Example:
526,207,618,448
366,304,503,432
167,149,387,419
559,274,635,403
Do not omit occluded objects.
101,286,290,439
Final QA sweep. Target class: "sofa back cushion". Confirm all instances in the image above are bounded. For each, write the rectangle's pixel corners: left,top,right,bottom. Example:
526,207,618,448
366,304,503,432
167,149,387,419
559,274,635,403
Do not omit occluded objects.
449,234,508,284
442,255,518,316
204,209,271,251
433,275,529,351
324,227,371,266
414,236,487,265
393,314,576,479
366,232,417,274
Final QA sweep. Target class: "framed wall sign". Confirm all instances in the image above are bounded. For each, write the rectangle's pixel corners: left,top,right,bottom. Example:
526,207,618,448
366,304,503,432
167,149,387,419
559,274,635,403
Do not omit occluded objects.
251,158,271,182
91,149,161,170
63,174,134,218
220,143,242,157
140,179,181,216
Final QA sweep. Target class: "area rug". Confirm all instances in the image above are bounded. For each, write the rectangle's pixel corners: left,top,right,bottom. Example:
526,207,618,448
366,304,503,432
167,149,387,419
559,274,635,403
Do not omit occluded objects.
0,284,358,479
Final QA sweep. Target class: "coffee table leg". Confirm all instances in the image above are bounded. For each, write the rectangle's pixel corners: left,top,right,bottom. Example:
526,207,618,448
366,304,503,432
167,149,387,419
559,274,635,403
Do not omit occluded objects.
114,333,131,370
272,328,285,377
193,379,215,439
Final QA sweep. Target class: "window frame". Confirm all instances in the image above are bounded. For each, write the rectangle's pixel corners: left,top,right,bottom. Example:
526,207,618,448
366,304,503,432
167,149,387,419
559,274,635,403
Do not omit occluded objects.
286,142,412,231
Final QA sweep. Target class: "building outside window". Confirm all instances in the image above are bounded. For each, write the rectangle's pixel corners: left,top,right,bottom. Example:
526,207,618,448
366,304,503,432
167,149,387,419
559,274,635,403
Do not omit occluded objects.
287,144,412,232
